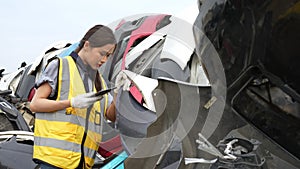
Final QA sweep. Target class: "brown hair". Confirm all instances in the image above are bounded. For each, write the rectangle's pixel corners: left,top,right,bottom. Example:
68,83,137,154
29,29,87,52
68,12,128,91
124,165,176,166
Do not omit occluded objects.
75,24,116,53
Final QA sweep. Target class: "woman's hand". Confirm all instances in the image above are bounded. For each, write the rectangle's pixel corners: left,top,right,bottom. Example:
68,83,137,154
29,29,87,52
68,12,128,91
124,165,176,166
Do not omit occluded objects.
71,92,103,108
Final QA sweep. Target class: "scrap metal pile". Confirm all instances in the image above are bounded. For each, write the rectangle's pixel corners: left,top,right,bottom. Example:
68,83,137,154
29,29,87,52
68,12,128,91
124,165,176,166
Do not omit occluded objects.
0,0,299,168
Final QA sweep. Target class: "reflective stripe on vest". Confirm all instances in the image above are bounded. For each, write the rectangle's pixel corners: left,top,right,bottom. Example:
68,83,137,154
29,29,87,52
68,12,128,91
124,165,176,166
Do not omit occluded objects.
33,56,108,169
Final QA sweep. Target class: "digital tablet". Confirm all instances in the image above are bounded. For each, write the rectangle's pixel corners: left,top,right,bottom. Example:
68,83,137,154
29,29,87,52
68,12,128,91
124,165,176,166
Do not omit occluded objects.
95,86,117,96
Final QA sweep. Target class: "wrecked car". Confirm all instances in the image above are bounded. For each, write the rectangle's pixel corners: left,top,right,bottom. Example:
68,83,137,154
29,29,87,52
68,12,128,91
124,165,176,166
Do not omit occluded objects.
0,90,38,168
104,0,300,169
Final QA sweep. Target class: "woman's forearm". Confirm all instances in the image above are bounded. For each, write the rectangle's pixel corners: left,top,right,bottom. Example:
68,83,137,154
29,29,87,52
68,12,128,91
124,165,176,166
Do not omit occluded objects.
30,82,71,113
106,101,116,122
30,98,70,113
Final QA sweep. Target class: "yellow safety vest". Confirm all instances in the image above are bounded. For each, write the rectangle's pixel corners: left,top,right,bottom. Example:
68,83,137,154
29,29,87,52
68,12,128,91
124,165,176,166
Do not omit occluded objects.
33,56,108,168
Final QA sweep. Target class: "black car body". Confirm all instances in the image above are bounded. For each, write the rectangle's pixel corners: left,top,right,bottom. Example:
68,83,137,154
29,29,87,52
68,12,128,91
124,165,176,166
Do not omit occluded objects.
0,92,38,168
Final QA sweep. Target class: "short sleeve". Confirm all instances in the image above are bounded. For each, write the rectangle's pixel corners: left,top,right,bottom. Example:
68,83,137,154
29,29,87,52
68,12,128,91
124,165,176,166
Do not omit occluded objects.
35,59,59,97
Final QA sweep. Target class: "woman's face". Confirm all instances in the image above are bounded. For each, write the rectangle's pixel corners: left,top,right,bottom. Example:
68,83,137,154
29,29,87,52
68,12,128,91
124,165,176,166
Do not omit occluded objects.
83,42,115,70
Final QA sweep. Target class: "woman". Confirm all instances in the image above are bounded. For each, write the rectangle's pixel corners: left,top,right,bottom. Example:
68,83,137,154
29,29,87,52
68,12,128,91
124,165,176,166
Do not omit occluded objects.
30,24,117,169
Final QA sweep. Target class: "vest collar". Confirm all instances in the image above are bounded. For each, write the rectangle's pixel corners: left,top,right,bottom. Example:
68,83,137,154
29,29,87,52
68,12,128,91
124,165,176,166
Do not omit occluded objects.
70,51,97,80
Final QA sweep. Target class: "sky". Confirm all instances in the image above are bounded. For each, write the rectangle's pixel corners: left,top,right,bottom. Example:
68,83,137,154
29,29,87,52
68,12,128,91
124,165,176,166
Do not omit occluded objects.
0,0,197,73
